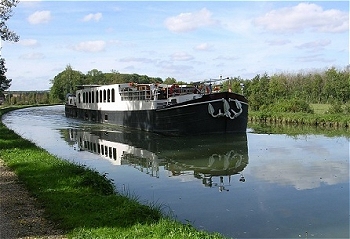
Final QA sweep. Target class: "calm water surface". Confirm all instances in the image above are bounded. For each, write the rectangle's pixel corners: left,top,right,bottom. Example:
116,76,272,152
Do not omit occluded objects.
2,105,349,238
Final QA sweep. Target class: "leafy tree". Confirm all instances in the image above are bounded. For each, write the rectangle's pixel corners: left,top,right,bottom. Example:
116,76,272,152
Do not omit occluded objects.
50,65,85,102
164,77,177,84
86,69,105,84
0,58,11,91
0,0,19,92
1,0,19,42
268,74,288,100
245,73,271,111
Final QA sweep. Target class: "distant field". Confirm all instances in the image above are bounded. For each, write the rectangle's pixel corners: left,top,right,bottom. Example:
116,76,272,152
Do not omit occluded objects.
310,104,330,114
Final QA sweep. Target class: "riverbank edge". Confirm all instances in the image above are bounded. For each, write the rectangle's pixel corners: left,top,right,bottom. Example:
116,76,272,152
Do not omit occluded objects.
0,106,226,239
248,111,350,129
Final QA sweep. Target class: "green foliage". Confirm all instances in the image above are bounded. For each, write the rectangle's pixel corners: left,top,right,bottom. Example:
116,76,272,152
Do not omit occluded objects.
2,91,50,105
163,77,177,84
327,102,344,114
344,102,350,114
26,64,350,108
1,0,20,43
50,66,164,101
225,66,349,110
263,99,314,114
1,0,19,94
50,65,85,102
0,58,12,91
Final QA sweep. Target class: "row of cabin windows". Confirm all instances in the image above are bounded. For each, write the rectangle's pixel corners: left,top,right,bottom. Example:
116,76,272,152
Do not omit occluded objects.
80,138,117,161
78,88,116,104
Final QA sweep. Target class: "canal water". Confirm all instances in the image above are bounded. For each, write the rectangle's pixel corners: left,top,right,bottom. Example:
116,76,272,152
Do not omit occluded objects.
2,105,349,238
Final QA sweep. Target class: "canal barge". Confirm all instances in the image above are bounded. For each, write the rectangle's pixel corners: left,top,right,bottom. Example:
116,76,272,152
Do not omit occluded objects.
65,80,248,136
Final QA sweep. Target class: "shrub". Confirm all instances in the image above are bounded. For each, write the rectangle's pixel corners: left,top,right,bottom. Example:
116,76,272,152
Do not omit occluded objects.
343,102,350,115
327,102,343,114
266,99,314,113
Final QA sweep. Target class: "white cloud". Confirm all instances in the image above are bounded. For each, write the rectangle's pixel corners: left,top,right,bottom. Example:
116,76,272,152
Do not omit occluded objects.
296,39,331,50
254,3,349,33
296,54,335,63
82,13,102,22
194,43,213,51
214,56,239,61
19,52,45,60
19,39,39,47
72,40,106,52
265,39,291,46
170,52,194,61
119,57,155,64
251,160,348,190
164,8,217,33
28,10,51,24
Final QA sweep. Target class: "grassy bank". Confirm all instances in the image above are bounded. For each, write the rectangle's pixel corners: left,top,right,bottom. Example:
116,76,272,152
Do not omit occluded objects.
0,106,225,239
248,111,350,129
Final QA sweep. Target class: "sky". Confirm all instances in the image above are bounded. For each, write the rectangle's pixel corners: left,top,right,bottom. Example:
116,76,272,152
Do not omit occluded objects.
1,0,349,91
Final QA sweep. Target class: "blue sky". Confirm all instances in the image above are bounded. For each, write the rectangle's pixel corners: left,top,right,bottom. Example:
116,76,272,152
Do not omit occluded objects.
2,1,349,91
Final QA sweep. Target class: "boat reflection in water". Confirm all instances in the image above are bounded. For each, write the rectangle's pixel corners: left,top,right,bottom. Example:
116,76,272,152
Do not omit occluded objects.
65,128,248,191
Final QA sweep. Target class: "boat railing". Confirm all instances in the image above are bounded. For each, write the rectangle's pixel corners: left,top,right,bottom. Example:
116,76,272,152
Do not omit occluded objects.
119,84,198,101
120,88,152,101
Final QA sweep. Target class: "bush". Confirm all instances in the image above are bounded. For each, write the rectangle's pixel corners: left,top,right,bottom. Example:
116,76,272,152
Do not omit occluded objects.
343,102,350,115
265,99,314,114
327,102,343,114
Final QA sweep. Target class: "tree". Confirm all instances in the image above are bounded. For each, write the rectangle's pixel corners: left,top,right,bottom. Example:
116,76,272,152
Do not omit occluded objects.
269,74,288,100
50,65,85,102
1,0,19,42
1,0,19,92
164,77,177,84
0,58,11,91
86,69,105,84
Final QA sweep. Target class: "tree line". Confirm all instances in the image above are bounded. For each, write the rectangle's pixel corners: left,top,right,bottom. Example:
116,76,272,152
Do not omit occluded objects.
50,65,349,107
3,91,50,105
221,67,350,111
49,65,176,102
2,63,349,114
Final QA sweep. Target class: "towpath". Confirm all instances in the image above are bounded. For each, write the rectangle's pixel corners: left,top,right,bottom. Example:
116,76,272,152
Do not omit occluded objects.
0,160,66,239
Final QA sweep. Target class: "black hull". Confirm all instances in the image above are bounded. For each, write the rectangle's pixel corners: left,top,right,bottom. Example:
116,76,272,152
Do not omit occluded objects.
65,92,248,136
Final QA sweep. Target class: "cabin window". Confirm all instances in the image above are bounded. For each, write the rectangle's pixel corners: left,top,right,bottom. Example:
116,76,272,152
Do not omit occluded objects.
92,91,94,103
100,91,103,103
96,91,99,103
104,114,108,121
105,146,108,156
109,147,112,158
112,88,115,102
103,90,106,102
107,89,111,102
78,93,81,103
113,148,117,160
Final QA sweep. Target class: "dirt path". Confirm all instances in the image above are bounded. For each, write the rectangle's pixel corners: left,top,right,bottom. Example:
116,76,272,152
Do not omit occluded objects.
0,160,66,239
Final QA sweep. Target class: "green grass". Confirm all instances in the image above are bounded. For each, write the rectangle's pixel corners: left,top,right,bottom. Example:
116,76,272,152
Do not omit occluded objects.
0,107,226,239
249,102,350,130
310,104,330,114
